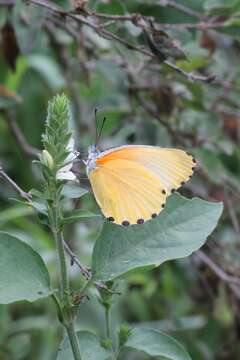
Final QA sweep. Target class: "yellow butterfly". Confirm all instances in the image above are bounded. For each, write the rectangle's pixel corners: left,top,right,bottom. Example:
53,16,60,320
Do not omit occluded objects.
86,144,196,226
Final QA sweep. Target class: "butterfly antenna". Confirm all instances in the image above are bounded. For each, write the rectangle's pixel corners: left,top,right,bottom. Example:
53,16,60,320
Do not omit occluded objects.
94,108,98,145
96,117,106,146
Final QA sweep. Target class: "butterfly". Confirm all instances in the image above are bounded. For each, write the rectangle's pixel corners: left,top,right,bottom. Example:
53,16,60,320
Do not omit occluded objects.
85,143,196,226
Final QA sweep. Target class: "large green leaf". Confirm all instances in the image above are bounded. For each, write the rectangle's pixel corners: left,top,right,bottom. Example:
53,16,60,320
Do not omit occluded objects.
92,194,223,281
57,331,112,360
0,232,52,304
125,328,191,360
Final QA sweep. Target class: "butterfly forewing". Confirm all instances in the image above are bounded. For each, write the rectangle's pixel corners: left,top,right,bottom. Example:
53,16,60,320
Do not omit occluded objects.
88,146,195,225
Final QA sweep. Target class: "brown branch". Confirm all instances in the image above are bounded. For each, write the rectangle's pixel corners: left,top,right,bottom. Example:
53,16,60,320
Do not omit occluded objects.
27,0,216,84
159,21,226,30
63,239,120,294
0,166,32,201
164,60,216,83
158,0,204,19
224,189,240,235
63,239,91,280
1,110,39,158
85,10,225,31
196,250,240,287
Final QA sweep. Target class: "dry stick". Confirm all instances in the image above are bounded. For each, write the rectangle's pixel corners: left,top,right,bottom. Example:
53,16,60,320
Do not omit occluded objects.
28,0,215,83
1,110,39,158
0,167,32,202
64,239,121,295
63,240,91,280
85,10,226,31
224,189,240,235
196,250,240,287
164,60,215,83
158,0,204,19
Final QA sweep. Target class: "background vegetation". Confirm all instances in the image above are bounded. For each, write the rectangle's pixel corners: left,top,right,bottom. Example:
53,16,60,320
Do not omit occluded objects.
0,0,240,359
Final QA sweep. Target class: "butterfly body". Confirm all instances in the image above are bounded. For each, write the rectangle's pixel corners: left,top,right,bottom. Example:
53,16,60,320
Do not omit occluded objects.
86,145,196,226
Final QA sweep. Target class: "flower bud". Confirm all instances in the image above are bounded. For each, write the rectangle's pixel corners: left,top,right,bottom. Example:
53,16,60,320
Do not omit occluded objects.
41,150,54,170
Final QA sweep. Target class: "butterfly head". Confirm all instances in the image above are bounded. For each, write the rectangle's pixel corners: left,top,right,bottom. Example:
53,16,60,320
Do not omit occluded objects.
86,145,101,176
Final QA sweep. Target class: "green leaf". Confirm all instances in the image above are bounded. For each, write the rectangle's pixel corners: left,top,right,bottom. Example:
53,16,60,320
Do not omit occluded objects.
31,199,48,215
61,184,89,198
92,194,223,281
61,210,100,225
57,331,112,360
29,188,51,200
125,328,191,360
28,55,64,90
0,232,52,304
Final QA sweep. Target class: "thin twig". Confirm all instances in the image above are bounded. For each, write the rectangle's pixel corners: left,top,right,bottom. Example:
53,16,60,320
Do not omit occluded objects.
0,167,32,202
63,240,91,280
196,250,240,287
63,239,121,295
164,60,216,83
85,10,225,31
224,189,240,235
1,110,39,158
27,0,216,84
158,0,204,19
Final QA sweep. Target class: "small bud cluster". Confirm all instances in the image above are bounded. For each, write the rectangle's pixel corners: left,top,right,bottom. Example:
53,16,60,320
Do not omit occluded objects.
40,94,76,181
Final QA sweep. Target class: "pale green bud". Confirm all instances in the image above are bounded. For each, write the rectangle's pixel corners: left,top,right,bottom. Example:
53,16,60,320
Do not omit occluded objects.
41,150,54,170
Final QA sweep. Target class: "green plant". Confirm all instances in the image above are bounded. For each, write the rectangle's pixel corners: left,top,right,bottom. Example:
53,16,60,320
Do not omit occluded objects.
0,94,223,359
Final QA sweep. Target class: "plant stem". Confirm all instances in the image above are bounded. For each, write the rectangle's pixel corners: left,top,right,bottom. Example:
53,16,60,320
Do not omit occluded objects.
105,307,111,338
66,324,82,360
54,231,70,304
51,197,82,359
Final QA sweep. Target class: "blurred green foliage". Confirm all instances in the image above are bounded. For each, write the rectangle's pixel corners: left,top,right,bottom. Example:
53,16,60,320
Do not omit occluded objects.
0,0,240,359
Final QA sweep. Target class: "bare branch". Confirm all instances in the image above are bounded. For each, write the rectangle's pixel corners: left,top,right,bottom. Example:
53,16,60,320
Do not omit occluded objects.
63,240,91,280
0,167,32,202
64,239,120,294
158,0,204,19
196,250,240,287
27,0,216,84
164,60,216,83
1,110,39,158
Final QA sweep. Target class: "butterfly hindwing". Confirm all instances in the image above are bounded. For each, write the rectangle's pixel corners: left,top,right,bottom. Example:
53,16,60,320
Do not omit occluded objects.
88,146,196,225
